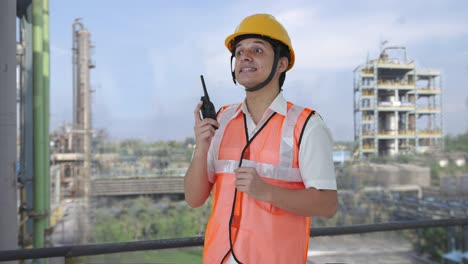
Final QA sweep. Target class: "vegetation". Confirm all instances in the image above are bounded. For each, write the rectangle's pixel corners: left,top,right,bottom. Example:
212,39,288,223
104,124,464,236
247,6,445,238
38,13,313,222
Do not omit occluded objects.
92,196,211,242
403,227,453,262
92,249,203,264
90,196,211,263
84,132,467,262
445,132,468,153
77,249,203,264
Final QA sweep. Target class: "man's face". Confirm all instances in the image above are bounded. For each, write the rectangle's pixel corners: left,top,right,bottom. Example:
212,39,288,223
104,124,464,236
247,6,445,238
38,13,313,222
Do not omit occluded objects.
233,38,275,89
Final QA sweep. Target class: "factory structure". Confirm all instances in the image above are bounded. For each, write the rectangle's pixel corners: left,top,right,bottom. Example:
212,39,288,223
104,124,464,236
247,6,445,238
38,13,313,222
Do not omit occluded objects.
49,18,95,243
3,2,467,262
353,45,443,159
15,14,95,247
50,19,94,200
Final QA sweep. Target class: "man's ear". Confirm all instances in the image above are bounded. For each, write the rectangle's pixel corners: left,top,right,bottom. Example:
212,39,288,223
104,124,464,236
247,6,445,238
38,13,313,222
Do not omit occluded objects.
277,57,289,73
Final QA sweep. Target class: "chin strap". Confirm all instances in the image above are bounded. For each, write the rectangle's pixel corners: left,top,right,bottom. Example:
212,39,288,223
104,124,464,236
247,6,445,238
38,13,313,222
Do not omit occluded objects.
230,45,281,92
230,54,237,85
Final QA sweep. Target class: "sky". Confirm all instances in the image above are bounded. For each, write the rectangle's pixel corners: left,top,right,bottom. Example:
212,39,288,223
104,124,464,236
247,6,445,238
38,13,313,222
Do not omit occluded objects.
47,0,468,142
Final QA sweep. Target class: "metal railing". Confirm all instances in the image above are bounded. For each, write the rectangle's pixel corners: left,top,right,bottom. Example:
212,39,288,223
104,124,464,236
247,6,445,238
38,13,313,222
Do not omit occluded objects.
1,218,468,262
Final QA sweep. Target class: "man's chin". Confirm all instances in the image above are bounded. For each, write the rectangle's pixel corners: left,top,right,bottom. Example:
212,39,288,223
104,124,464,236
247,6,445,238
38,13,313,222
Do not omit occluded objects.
238,81,260,91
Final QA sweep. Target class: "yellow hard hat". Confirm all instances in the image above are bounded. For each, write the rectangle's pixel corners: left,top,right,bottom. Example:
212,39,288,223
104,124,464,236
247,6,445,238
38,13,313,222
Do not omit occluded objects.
225,14,295,71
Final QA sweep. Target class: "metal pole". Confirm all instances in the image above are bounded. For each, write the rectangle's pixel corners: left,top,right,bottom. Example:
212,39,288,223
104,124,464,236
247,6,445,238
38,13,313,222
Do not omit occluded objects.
24,3,36,246
463,225,468,264
33,0,46,250
0,0,19,260
18,2,35,247
19,13,28,251
440,74,445,151
43,0,51,230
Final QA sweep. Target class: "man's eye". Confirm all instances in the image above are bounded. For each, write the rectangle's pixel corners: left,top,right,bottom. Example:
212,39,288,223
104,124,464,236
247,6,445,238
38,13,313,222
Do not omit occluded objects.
235,50,243,57
254,48,263,54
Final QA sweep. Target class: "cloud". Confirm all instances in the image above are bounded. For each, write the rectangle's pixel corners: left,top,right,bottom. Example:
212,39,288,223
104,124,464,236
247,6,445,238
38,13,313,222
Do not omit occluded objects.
48,1,468,141
284,12,468,71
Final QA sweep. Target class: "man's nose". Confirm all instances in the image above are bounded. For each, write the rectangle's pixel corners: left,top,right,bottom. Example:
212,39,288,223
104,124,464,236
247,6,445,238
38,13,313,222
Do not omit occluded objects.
240,52,252,62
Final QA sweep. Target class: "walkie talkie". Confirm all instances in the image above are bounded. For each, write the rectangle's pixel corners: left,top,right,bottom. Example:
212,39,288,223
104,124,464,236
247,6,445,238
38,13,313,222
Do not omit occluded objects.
200,75,218,129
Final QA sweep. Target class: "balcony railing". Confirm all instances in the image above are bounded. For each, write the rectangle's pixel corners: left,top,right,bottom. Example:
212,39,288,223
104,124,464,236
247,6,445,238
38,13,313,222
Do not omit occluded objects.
377,80,415,88
1,218,467,262
375,130,442,138
409,88,441,94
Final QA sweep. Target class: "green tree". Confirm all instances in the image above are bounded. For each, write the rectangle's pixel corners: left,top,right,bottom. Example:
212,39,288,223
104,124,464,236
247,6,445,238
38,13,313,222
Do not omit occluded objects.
92,197,211,243
445,132,468,152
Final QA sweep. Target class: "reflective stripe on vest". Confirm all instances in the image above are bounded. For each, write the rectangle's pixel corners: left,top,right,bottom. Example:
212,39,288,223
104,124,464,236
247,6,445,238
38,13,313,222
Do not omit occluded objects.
203,102,313,264
214,159,302,182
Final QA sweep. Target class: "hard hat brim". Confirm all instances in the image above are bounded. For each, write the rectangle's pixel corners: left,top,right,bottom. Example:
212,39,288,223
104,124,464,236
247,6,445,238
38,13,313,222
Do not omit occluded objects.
225,32,295,71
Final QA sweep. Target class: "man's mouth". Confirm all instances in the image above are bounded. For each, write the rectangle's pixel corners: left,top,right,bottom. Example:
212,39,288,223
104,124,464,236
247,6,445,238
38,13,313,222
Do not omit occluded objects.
240,67,257,73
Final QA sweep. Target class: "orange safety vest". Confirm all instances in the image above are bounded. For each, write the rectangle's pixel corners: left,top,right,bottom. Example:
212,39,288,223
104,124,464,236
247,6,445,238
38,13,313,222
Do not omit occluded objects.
203,102,314,264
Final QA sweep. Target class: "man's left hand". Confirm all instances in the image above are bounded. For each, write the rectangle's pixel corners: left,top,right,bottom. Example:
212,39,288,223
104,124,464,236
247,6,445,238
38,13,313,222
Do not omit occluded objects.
234,167,271,201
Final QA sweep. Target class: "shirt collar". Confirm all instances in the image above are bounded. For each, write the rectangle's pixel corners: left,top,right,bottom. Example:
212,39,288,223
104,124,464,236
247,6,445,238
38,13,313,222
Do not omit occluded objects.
236,92,288,117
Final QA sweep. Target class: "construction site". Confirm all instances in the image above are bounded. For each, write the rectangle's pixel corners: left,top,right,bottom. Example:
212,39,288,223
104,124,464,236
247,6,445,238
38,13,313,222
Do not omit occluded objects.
1,1,468,263
353,46,443,159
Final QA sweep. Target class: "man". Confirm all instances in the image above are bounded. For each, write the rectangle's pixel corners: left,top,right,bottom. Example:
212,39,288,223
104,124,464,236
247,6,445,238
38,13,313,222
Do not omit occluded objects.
184,13,337,264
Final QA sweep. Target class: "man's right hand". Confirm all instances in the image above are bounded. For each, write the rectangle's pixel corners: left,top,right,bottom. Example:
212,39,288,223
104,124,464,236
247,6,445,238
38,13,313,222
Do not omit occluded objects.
194,101,219,153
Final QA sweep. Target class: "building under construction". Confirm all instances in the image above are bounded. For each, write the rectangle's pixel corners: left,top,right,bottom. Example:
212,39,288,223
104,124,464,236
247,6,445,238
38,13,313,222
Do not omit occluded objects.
353,46,443,159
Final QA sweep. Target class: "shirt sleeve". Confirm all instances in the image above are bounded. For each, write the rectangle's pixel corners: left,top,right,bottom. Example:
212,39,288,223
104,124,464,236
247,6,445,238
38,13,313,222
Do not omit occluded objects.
299,115,337,190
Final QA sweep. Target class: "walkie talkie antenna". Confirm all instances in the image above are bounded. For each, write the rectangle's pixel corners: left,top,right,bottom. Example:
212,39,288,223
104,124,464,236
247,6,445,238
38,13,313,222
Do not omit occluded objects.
200,75,210,101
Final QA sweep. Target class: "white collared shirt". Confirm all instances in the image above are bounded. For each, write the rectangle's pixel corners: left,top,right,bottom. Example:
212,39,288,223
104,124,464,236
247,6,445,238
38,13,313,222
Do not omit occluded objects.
207,92,337,190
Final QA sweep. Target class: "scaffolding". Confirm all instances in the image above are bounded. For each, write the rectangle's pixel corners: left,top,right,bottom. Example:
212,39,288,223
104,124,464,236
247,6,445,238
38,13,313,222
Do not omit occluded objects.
353,45,443,159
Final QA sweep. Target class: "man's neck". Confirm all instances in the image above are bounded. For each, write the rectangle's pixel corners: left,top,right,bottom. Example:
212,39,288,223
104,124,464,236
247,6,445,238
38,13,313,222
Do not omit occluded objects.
244,84,280,124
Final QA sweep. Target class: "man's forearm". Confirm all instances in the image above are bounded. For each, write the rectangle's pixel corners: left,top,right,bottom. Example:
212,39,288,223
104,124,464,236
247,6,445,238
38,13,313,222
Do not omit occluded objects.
184,150,213,208
266,186,337,217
